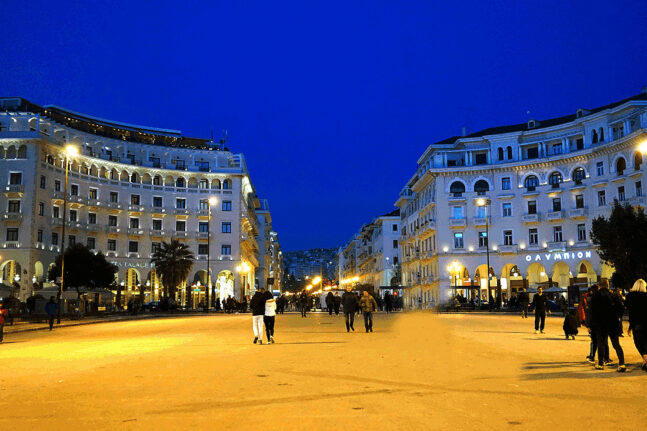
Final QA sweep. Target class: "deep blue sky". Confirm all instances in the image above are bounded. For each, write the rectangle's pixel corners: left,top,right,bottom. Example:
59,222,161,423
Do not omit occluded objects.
2,1,646,250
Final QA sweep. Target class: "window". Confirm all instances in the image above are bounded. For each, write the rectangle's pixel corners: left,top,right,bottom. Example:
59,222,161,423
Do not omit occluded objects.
129,241,138,253
596,161,604,176
552,198,561,212
524,175,539,191
452,206,464,219
474,180,489,195
548,172,563,188
636,181,643,197
110,192,118,203
151,242,161,254
53,206,60,218
52,232,59,246
552,143,563,155
198,244,209,255
68,235,76,246
37,229,43,242
478,231,487,248
503,230,513,246
176,198,186,209
635,152,643,170
153,196,163,207
108,215,117,226
130,194,140,205
55,180,61,192
40,175,46,189
527,200,537,215
221,244,232,255
150,157,161,168
70,184,79,196
87,237,96,250
176,177,185,188
174,160,186,170
576,138,584,150
577,224,586,242
223,179,232,190
392,223,398,232
153,175,162,185
88,213,97,224
553,226,563,242
9,172,22,185
527,147,539,159
507,146,513,160
476,206,486,218
598,190,606,206
8,200,20,213
69,210,77,222
449,181,465,197
6,228,18,241
176,221,186,231
501,177,511,190
498,147,504,161
618,186,626,201
221,222,231,233
153,219,162,230
89,188,98,199
573,168,586,184
107,239,117,251
199,179,209,189
394,257,399,265
129,218,139,229
529,228,538,245
38,202,44,216
222,201,232,211
575,195,584,209
199,222,209,233
502,203,512,217
199,199,209,210
616,158,626,176
393,239,398,248
453,232,464,249
195,161,209,172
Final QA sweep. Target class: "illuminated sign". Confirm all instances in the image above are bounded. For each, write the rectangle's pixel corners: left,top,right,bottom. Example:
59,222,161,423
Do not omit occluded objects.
524,250,593,262
110,261,152,269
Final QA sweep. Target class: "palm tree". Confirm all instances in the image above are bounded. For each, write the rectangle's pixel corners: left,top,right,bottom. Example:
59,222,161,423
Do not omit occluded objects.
150,240,195,307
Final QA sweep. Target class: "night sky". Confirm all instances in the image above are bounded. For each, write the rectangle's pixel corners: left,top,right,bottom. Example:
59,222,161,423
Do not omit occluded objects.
2,1,646,250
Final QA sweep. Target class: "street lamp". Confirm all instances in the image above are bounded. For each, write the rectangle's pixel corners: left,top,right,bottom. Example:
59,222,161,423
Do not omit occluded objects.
57,144,79,324
312,276,322,309
447,261,462,297
476,198,492,304
207,196,218,311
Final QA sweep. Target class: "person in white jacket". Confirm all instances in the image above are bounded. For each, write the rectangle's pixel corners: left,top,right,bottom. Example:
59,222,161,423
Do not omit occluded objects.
264,297,277,344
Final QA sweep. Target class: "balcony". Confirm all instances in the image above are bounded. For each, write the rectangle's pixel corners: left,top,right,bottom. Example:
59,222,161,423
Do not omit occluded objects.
128,205,145,213
197,232,210,239
149,229,167,237
106,251,118,257
52,218,63,226
3,241,20,249
545,210,564,221
547,241,567,251
105,226,120,234
521,213,540,223
197,209,210,216
68,196,85,206
107,202,122,210
497,244,518,254
87,223,101,232
87,198,101,207
568,208,588,219
630,195,646,207
449,218,467,228
174,209,189,216
173,231,189,238
3,213,22,222
127,228,144,236
4,184,24,197
472,216,491,227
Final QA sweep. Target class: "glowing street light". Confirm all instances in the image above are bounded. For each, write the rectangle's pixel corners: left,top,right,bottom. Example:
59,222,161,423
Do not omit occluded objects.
205,196,218,312
476,198,492,304
447,261,462,297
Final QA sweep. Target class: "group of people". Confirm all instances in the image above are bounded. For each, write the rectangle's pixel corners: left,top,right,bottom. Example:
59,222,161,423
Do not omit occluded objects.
340,287,378,333
250,287,276,345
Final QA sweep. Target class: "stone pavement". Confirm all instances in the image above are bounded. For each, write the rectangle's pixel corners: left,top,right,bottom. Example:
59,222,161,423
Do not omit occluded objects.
0,312,644,430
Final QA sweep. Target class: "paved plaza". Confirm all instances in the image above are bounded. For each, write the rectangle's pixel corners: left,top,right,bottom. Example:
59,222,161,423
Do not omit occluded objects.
0,312,645,430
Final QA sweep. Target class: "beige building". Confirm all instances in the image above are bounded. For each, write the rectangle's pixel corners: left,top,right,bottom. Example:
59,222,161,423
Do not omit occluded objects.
0,98,278,305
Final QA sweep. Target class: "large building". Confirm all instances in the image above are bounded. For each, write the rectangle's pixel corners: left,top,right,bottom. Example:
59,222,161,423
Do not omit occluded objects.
395,90,647,308
0,97,280,305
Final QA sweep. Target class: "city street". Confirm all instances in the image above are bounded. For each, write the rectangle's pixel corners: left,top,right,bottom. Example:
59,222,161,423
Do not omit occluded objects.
1,312,645,430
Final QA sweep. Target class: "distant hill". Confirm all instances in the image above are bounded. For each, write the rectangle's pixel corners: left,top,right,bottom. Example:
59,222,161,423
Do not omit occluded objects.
283,248,337,281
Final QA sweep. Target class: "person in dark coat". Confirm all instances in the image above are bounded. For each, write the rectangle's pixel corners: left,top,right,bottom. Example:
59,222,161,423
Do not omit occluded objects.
250,288,272,344
0,300,7,343
299,291,308,317
45,296,59,331
333,293,341,315
384,292,393,313
326,291,335,316
625,279,647,372
563,309,579,339
341,287,358,332
532,287,550,333
518,288,530,318
590,281,625,372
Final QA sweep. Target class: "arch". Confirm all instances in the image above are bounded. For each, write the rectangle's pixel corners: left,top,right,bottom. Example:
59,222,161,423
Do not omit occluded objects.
90,164,99,177
192,270,208,285
120,170,129,182
0,260,22,285
17,145,27,159
5,145,16,159
633,151,643,171
591,129,598,144
551,261,571,288
526,262,548,287
164,175,175,186
0,147,6,159
475,264,497,300
145,269,162,301
34,261,44,281
577,260,599,286
507,146,513,160
599,127,604,142
216,270,235,302
125,268,140,290
130,172,140,183
222,178,232,190
110,168,119,180
501,263,524,295
153,175,163,186
198,178,209,189
211,179,221,189
572,166,586,184
497,147,504,161
142,173,152,185
616,156,626,176
523,174,539,190
548,171,563,187
80,163,89,175
473,179,490,194
188,178,199,189
449,180,466,196
176,177,186,188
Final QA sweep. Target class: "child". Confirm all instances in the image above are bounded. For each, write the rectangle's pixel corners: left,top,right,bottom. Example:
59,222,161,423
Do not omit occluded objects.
264,296,277,344
563,308,579,340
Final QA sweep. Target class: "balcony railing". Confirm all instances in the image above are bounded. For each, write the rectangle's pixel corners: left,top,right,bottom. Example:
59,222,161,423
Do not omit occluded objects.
497,244,518,254
3,213,22,222
449,218,467,227
472,216,491,227
521,213,540,223
547,241,567,251
568,208,588,219
545,210,564,221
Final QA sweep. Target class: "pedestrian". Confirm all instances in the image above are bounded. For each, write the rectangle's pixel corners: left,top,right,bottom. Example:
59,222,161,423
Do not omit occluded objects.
359,291,378,333
341,286,358,332
584,286,610,365
333,293,341,315
384,292,393,314
299,290,308,317
532,287,550,333
563,309,579,340
326,291,334,316
590,281,626,372
0,300,7,343
45,296,59,331
264,295,276,344
625,279,647,372
518,288,530,319
250,288,270,344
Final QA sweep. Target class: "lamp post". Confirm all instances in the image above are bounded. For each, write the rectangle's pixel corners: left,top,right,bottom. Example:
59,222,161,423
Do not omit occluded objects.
207,197,218,311
447,261,462,298
476,198,491,304
57,145,78,324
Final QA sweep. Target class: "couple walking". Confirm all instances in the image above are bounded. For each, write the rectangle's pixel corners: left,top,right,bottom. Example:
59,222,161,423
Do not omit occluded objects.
341,286,378,333
250,287,276,345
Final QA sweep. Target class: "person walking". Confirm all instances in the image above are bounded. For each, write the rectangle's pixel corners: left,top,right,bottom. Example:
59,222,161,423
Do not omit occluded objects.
333,293,341,315
341,286,358,332
45,296,59,331
384,292,393,314
250,288,270,344
264,296,277,344
0,300,8,343
590,281,626,372
532,287,550,333
625,279,647,372
518,288,530,319
299,290,308,317
359,291,378,333
326,291,334,316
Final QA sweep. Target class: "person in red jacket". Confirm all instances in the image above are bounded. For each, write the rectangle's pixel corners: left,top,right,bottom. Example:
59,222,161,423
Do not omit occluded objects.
0,300,8,343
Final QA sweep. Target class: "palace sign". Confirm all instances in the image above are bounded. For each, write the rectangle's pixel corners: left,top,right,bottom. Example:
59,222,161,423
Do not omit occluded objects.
524,250,593,262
